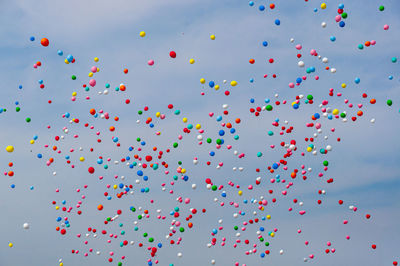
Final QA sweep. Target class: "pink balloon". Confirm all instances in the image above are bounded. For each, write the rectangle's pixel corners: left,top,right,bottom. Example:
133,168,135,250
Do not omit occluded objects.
89,79,96,87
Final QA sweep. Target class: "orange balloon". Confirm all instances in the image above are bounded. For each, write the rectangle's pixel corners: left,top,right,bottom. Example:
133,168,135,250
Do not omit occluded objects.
41,38,49,47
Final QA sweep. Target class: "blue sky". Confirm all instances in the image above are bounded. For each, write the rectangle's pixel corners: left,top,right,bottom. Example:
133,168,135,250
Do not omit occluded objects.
0,0,399,265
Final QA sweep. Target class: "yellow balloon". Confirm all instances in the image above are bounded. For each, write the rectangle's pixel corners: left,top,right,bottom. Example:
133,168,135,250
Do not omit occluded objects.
332,109,339,115
341,83,346,88
189,58,195,64
140,31,146,37
200,78,205,84
6,145,14,153
266,215,271,220
156,112,160,118
88,72,93,77
195,124,201,130
238,190,243,196
214,85,220,90
79,157,85,162
30,140,35,144
8,243,13,248
321,3,326,9
72,92,77,96
210,35,215,40
65,59,69,64
182,117,188,123
230,80,238,86
94,57,99,62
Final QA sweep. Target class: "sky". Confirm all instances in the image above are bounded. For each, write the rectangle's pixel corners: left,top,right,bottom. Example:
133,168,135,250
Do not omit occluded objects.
0,0,399,265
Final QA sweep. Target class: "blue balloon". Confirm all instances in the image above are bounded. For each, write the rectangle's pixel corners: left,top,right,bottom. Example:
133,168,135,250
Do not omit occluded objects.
296,77,302,83
338,3,344,9
275,19,281,25
30,36,35,41
249,1,254,6
262,41,268,47
219,130,225,136
293,103,299,109
259,5,265,11
330,36,336,42
66,54,74,62
354,77,360,84
209,81,215,88
57,50,63,56
339,21,345,27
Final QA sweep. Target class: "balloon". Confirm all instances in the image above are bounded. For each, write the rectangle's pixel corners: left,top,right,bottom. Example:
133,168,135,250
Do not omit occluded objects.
169,51,176,58
6,145,14,153
40,38,49,47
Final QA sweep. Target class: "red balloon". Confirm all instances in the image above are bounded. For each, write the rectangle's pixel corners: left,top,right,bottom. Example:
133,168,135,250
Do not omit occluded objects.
145,155,152,162
41,38,49,47
88,167,95,174
169,51,176,58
